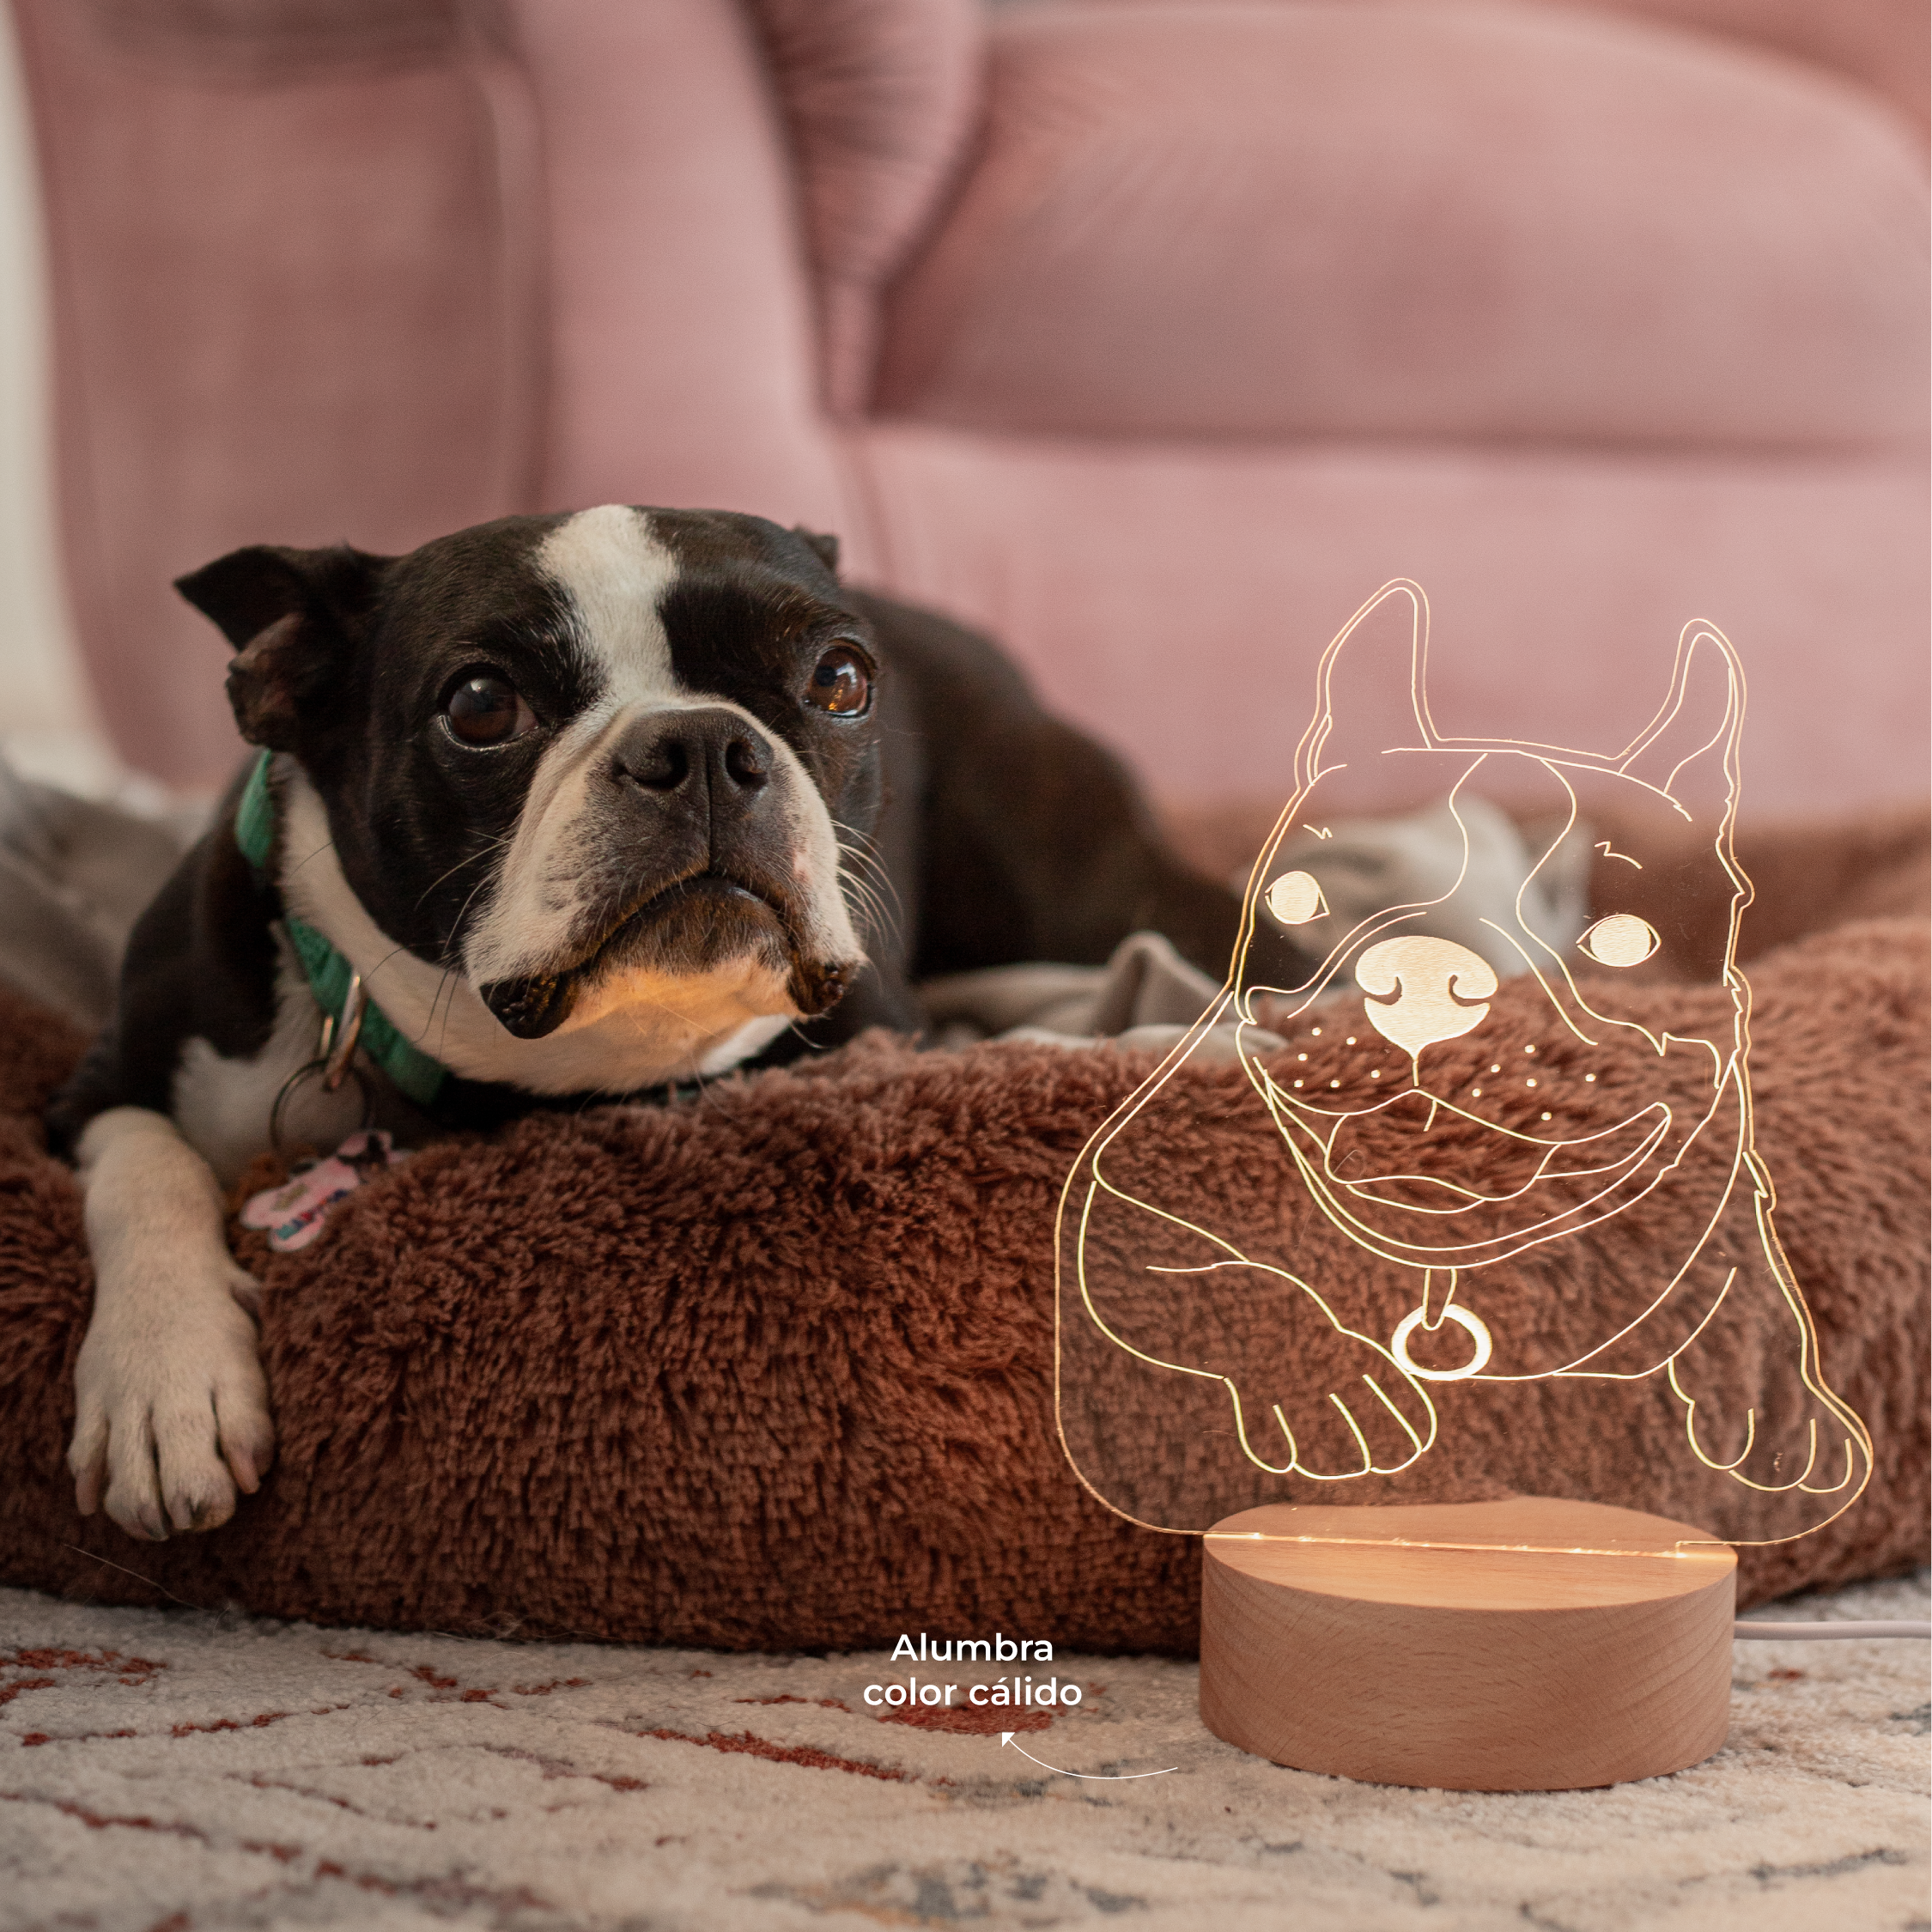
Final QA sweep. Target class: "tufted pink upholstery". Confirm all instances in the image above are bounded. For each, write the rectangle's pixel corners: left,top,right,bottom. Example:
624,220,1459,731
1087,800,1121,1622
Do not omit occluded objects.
877,5,1928,448
749,0,982,411
9,0,1927,813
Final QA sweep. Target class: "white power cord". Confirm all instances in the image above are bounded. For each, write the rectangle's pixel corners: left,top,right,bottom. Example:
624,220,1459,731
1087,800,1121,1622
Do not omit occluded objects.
1733,1620,1930,1641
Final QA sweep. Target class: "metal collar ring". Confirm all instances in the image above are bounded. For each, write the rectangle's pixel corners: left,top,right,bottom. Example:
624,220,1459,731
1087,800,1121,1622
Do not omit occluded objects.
270,974,375,1156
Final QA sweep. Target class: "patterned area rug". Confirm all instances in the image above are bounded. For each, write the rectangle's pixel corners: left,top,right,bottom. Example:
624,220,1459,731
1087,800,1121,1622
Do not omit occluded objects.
3,1575,1927,1932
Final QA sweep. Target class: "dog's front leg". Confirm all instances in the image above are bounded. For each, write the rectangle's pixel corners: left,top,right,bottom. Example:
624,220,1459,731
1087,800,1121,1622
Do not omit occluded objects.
69,1106,274,1539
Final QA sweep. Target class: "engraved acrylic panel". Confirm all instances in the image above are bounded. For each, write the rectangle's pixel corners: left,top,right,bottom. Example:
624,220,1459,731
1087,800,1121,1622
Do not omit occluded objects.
1054,582,1870,1548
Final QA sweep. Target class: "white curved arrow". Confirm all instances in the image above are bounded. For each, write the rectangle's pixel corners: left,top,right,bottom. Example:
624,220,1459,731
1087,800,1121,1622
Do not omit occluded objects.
1000,1733,1179,1780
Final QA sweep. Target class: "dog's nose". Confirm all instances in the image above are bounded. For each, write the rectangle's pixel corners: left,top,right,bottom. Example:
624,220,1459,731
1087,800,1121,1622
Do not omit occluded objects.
1356,935,1498,1061
610,708,772,801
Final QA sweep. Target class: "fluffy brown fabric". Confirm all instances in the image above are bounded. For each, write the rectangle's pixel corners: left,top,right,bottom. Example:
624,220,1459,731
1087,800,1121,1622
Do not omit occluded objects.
0,908,1924,1648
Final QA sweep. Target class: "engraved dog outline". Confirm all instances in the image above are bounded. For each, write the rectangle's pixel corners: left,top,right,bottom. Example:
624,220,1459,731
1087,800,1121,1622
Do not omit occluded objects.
1054,580,1871,1537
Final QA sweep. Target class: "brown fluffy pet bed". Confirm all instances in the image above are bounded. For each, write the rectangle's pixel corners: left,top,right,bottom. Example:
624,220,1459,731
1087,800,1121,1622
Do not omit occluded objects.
0,896,1925,1650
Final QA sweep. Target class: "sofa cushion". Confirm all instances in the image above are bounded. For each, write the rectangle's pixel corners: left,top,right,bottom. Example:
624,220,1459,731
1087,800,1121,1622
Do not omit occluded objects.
748,0,983,410
0,917,1925,1646
874,1,1929,448
854,422,1929,817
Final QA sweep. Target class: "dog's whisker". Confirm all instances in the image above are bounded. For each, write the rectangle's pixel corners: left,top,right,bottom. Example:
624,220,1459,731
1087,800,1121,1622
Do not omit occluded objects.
833,844,894,894
828,815,882,852
835,856,902,948
838,869,898,949
445,868,500,952
429,965,460,1061
401,872,501,1053
359,943,416,992
284,836,338,878
832,828,891,877
831,828,904,914
413,833,513,912
831,833,891,877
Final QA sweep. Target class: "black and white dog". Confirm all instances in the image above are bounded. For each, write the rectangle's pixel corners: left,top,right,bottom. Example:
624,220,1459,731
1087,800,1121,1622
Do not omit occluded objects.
49,504,1242,1542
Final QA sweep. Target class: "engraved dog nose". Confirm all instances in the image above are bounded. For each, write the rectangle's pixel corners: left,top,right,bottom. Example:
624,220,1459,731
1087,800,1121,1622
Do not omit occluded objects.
611,708,771,799
1356,936,1499,1060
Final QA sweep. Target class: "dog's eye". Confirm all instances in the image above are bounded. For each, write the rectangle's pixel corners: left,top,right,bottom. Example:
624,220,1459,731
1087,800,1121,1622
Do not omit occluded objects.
1265,870,1328,925
804,645,872,718
442,671,537,748
1578,913,1659,968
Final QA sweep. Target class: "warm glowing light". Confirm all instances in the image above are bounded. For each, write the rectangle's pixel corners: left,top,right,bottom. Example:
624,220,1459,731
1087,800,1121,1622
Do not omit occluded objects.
1390,1304,1493,1382
1055,581,1872,1550
1267,870,1328,925
1357,936,1498,1059
1581,913,1662,968
1203,1530,1730,1562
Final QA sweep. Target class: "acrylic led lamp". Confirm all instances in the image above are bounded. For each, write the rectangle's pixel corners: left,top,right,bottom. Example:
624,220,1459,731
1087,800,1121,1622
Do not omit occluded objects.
1198,1498,1736,1791
1055,589,1870,1794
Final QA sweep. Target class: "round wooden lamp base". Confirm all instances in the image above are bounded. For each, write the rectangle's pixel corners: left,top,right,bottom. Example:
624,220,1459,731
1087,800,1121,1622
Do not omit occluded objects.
1200,1498,1737,1791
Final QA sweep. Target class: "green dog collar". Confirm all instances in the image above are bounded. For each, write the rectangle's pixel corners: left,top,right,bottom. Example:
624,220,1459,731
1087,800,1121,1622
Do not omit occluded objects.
234,751,448,1109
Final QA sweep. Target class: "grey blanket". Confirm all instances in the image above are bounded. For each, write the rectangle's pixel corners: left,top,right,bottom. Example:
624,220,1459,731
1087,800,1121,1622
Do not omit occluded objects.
0,760,187,1034
0,764,1566,1058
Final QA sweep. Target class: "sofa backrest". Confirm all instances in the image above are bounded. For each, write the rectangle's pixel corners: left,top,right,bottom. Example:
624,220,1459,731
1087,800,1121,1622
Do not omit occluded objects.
748,0,981,411
14,0,543,781
15,0,933,785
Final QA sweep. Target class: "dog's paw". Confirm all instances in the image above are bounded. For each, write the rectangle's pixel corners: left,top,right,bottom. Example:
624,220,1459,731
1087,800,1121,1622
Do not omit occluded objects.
68,1261,274,1540
1214,1272,1438,1479
1668,1353,1868,1504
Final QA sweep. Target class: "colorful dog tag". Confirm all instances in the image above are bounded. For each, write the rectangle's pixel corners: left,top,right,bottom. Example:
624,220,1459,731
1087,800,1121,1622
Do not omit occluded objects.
240,1128,408,1252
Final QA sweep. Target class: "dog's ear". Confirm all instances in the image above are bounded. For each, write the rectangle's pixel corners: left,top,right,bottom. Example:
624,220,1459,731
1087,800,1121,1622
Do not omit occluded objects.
1615,624,1743,824
176,544,390,752
1300,580,1433,792
792,526,840,577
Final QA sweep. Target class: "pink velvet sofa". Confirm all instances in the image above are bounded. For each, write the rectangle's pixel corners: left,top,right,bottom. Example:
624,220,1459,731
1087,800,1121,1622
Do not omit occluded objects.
12,0,1928,817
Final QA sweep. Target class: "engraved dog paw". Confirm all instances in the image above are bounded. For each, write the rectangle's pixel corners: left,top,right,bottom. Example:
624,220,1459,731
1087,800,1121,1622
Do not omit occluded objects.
1668,1353,1868,1504
69,1262,275,1540
1212,1267,1438,1479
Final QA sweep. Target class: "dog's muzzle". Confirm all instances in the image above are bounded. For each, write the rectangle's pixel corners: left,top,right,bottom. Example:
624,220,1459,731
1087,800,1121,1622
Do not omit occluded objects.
473,707,855,1041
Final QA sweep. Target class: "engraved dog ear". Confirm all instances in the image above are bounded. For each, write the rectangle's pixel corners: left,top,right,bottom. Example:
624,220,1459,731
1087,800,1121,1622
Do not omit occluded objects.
1615,624,1744,823
1297,580,1435,794
176,544,392,753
